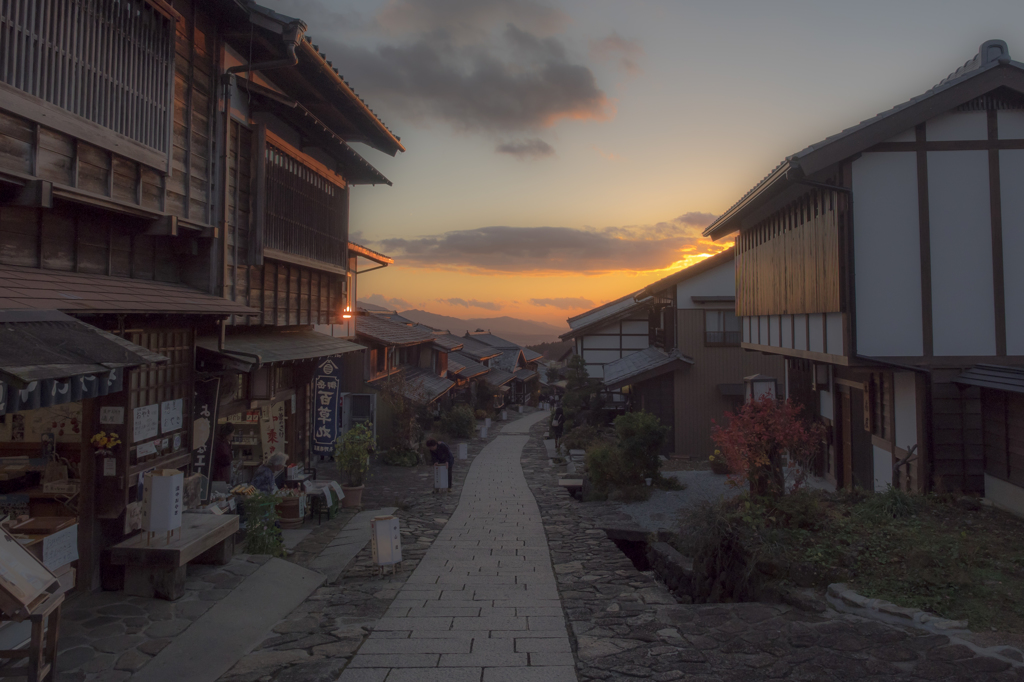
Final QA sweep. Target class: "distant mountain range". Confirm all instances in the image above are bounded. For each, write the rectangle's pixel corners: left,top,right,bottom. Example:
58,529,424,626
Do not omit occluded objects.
398,309,566,346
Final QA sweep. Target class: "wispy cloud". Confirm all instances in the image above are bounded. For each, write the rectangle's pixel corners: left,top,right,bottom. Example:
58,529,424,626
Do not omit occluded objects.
376,215,726,274
531,297,594,309
496,138,555,159
377,0,569,41
591,145,620,161
589,31,643,74
440,298,502,311
674,212,718,228
361,293,412,309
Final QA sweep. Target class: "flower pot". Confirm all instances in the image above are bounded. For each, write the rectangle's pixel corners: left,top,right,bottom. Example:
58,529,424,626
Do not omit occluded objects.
341,484,364,508
276,497,303,529
710,460,731,475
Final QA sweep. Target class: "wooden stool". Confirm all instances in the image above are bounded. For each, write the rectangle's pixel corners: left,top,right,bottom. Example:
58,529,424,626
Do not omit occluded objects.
0,592,63,682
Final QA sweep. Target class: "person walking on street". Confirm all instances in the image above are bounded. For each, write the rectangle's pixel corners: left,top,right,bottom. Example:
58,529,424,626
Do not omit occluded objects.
551,407,565,449
426,438,454,490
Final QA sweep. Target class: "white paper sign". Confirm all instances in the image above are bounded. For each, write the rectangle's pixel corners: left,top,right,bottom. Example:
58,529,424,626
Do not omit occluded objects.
133,404,159,442
141,470,183,533
137,441,158,458
161,399,183,434
42,524,78,570
103,458,116,476
99,407,124,425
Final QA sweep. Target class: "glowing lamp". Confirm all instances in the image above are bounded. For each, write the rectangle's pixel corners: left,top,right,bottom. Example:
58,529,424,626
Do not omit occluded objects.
342,305,352,320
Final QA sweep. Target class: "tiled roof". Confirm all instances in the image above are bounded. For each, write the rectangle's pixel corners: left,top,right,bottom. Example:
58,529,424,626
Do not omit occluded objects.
636,248,735,300
450,335,502,362
357,301,393,312
0,264,257,316
433,335,465,352
371,366,453,404
466,333,519,349
522,348,543,362
602,347,694,391
705,39,1021,239
492,351,523,373
448,352,488,379
513,368,537,382
348,242,393,266
197,331,364,366
562,292,646,340
483,368,514,387
355,315,437,347
954,364,1024,395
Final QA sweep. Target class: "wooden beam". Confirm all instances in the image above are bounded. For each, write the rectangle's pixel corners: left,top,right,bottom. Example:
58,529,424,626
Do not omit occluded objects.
145,215,178,236
9,179,53,208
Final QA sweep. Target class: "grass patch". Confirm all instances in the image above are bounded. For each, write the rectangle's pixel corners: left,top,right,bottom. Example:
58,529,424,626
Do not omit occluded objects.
678,488,1024,632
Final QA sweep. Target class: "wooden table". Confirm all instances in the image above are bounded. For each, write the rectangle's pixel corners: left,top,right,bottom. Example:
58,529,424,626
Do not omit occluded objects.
0,591,63,682
109,514,239,600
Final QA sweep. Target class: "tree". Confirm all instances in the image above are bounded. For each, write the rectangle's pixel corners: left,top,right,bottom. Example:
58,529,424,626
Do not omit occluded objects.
711,396,825,498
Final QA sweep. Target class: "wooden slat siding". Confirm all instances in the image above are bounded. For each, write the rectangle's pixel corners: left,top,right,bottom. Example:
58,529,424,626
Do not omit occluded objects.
0,110,34,173
1,0,173,153
736,189,842,318
930,371,985,494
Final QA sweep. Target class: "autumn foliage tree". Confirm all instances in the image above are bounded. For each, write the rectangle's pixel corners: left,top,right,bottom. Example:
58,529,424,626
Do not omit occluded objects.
711,395,825,498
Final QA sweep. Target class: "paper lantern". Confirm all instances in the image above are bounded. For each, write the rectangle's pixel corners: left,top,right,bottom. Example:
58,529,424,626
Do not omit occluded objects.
371,515,402,567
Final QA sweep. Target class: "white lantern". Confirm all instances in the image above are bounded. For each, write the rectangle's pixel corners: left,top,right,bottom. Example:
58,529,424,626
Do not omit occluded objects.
485,417,491,428
518,405,523,414
480,425,488,439
501,410,507,421
744,374,778,403
434,463,449,489
371,515,402,568
458,443,468,460
141,469,183,534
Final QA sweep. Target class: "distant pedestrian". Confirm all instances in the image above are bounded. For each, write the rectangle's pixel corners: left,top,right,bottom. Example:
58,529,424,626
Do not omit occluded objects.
551,407,564,448
426,438,454,490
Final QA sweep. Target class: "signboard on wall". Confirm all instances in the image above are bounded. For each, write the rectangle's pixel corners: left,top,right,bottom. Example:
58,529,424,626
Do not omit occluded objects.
260,401,286,463
133,404,159,442
311,358,341,457
161,398,183,433
191,378,220,482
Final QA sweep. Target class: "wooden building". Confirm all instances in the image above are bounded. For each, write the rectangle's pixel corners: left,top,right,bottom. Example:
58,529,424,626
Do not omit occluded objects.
704,40,1024,513
564,249,782,458
0,0,403,590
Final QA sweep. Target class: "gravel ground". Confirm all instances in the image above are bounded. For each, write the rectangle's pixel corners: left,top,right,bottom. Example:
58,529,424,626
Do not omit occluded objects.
615,471,742,532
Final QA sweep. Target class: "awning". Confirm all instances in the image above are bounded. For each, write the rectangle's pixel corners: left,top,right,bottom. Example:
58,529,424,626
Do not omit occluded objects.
954,364,1024,395
602,347,694,391
196,330,365,371
369,367,454,405
0,264,258,316
0,310,167,415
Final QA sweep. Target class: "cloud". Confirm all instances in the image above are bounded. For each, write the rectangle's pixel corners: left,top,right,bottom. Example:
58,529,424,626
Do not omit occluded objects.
440,298,502,310
591,145,620,161
496,138,555,159
377,0,568,41
375,219,728,274
589,31,643,74
531,297,595,309
361,293,413,309
674,212,718,228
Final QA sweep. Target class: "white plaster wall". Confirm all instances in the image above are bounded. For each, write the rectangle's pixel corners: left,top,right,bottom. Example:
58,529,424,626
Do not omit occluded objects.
928,151,996,356
985,474,1024,519
926,111,987,141
675,259,736,309
584,336,621,350
594,322,620,335
622,336,650,350
820,388,834,421
794,315,807,351
809,313,824,353
743,316,751,343
584,350,625,364
826,313,844,356
781,315,793,348
1001,150,1024,355
886,128,916,143
759,316,769,345
893,371,918,451
852,152,923,357
622,320,649,335
873,446,892,492
770,316,781,347
998,111,1024,139
587,364,605,379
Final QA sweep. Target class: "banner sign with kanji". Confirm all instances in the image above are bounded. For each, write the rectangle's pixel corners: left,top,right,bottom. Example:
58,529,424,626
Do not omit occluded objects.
190,378,220,480
311,357,341,457
260,401,286,463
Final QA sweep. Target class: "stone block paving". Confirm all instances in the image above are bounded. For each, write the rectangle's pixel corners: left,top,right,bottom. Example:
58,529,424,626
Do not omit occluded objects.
519,417,1024,682
340,410,578,681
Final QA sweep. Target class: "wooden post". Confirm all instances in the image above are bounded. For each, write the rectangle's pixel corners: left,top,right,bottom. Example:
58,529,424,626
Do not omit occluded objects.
77,397,98,591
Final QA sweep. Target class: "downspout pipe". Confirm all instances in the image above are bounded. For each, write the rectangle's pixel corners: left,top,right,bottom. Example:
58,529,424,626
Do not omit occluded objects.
218,20,306,300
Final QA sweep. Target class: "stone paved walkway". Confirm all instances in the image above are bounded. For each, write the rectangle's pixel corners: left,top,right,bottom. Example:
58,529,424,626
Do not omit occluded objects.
340,411,577,681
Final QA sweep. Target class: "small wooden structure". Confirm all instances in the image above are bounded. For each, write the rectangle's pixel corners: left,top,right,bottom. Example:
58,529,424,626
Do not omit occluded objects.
0,528,62,682
109,514,238,600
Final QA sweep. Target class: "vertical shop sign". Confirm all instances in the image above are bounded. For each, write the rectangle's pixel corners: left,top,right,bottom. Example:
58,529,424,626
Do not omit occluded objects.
311,358,340,458
260,401,286,462
191,378,220,480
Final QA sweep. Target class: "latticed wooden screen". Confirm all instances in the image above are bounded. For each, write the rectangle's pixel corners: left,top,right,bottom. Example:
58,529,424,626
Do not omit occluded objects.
127,327,193,448
264,143,348,266
0,0,175,152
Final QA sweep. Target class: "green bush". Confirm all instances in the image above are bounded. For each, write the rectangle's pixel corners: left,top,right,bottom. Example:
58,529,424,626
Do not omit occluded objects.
586,442,645,490
474,409,488,420
381,447,419,467
440,405,475,439
614,411,668,479
335,423,374,486
241,492,285,557
562,424,603,451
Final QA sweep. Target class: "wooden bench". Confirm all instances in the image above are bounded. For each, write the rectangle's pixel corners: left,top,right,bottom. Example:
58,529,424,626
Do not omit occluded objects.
110,514,239,601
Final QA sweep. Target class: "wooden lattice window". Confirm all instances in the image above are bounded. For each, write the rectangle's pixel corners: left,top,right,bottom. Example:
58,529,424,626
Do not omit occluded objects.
126,327,193,451
0,0,175,152
264,143,348,266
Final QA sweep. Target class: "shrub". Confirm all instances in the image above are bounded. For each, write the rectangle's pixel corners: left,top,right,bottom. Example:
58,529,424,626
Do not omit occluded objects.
562,424,603,452
241,492,285,557
474,409,488,420
614,411,668,479
381,447,419,467
335,422,374,486
586,442,645,490
440,405,475,439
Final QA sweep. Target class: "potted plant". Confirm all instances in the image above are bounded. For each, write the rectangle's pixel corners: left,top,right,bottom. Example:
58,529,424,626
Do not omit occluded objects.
709,449,731,475
334,422,374,508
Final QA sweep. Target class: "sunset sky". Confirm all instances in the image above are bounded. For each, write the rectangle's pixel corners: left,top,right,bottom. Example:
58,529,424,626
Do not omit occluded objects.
271,0,1024,329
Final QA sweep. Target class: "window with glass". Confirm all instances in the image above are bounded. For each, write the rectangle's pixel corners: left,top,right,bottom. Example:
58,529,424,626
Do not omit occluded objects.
704,310,741,346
